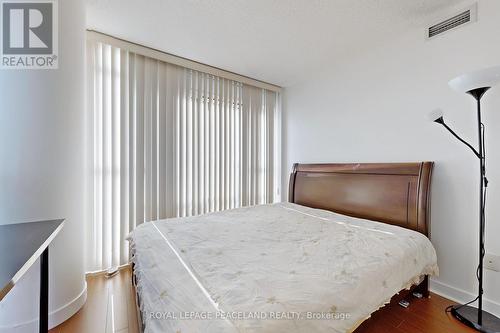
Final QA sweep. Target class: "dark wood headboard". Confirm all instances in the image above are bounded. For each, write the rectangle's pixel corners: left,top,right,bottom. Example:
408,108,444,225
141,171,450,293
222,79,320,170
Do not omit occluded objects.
288,162,434,236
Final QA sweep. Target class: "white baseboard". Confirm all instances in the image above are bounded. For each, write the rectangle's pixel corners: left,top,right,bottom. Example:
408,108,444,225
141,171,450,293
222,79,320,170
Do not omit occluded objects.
0,282,87,333
430,278,500,317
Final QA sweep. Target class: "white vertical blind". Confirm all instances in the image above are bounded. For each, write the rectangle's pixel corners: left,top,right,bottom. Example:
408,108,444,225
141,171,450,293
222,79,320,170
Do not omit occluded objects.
86,39,281,272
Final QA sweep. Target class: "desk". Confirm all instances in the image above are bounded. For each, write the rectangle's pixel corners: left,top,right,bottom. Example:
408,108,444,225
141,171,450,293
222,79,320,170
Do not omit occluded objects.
0,219,64,333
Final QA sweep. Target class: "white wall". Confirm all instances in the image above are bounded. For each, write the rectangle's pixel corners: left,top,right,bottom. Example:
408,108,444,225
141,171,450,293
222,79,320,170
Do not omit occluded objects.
283,0,500,315
0,0,86,331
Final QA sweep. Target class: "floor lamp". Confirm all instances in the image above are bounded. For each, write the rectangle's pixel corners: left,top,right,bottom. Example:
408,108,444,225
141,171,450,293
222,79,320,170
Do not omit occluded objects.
429,65,500,332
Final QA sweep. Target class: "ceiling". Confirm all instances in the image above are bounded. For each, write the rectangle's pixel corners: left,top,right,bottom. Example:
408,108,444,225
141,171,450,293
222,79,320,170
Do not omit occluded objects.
86,0,466,87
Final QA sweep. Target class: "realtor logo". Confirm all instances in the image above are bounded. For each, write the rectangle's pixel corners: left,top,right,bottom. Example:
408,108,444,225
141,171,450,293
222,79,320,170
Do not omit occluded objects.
1,0,58,69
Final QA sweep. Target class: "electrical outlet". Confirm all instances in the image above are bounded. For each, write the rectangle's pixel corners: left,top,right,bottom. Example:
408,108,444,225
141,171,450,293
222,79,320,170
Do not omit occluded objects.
485,254,500,272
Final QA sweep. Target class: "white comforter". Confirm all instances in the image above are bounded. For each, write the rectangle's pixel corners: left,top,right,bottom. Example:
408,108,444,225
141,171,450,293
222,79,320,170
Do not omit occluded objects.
128,203,438,333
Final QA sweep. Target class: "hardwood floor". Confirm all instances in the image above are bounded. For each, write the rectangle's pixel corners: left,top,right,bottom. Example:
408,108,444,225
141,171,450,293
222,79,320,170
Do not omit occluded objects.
50,267,139,333
355,293,476,333
51,267,476,333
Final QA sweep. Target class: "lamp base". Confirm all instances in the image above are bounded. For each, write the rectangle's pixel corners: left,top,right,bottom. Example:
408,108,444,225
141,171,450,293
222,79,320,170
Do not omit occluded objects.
451,305,500,332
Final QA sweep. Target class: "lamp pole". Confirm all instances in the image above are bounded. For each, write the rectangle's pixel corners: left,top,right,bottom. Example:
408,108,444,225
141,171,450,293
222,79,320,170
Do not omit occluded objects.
433,66,500,332
468,87,489,325
432,85,500,332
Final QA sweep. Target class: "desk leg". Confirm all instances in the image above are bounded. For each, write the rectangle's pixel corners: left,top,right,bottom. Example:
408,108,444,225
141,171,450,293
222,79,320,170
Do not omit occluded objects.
40,247,48,333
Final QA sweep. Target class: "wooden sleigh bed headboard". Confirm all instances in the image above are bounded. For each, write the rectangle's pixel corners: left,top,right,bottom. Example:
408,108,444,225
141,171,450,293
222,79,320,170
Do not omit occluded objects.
288,162,434,236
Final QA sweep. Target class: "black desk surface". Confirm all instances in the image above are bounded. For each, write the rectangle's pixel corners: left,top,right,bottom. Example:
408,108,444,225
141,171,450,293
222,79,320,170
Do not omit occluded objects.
0,219,64,301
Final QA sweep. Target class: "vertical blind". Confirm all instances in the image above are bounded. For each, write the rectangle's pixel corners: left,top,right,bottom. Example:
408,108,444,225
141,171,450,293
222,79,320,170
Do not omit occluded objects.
86,39,281,272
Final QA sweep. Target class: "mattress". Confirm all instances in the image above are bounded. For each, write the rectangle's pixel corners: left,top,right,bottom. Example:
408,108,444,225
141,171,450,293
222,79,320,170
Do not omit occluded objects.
128,202,438,333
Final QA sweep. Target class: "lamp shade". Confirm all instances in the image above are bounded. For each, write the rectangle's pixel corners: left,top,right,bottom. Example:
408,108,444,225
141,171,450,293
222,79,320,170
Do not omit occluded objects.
427,108,444,122
448,65,500,93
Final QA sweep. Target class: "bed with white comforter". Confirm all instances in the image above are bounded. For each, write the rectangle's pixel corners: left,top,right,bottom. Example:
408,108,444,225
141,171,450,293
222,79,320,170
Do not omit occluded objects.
128,202,438,333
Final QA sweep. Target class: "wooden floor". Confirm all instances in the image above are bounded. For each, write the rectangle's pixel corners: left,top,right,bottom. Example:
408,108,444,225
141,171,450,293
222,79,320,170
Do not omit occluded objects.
50,267,139,333
51,267,475,333
355,293,476,333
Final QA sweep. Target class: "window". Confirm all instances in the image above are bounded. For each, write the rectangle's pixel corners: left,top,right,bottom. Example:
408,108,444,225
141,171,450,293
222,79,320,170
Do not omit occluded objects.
86,38,281,271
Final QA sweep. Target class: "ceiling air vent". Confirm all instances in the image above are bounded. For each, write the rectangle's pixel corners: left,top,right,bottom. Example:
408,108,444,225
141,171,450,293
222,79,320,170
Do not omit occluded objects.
427,3,477,39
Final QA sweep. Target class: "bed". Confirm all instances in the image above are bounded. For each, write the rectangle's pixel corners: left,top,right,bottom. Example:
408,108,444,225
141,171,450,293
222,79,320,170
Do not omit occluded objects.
128,162,437,333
